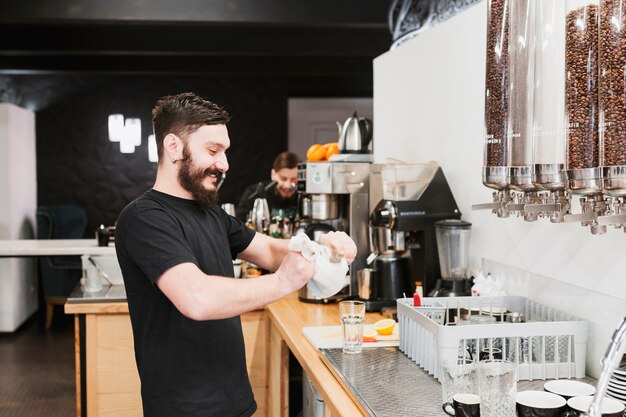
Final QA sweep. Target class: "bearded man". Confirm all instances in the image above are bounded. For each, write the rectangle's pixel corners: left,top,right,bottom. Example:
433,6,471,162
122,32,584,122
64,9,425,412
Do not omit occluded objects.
115,92,356,417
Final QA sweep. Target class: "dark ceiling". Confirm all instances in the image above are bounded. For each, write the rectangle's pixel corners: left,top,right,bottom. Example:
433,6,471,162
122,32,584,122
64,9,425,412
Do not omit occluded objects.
0,0,391,97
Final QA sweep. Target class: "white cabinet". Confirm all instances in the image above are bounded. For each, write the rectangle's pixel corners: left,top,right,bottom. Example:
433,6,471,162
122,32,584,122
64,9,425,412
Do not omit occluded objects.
0,103,38,331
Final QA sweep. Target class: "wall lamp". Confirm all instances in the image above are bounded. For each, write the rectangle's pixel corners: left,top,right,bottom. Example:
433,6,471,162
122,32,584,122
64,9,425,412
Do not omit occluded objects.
107,114,142,155
108,114,158,162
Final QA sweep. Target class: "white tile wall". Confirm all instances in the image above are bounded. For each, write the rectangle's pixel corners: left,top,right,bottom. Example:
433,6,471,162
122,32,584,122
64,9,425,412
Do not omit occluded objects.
372,1,626,378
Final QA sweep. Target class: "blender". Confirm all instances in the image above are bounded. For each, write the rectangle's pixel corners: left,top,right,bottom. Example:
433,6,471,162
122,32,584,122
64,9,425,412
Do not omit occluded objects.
430,219,472,297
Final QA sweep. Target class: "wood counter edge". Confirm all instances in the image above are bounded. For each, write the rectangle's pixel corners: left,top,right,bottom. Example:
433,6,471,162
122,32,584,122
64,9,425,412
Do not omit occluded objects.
266,296,376,417
64,301,129,315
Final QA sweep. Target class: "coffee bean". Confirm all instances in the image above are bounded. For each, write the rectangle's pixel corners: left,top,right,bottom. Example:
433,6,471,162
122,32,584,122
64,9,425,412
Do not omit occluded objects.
599,0,626,166
566,5,599,170
484,0,509,167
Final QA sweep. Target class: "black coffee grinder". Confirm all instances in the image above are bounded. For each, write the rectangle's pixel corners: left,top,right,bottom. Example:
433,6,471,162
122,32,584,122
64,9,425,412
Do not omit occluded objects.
363,166,461,311
429,219,473,297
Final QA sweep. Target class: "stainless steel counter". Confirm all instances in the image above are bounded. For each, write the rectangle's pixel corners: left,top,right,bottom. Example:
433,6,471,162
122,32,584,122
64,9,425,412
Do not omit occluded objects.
320,348,597,417
67,283,126,303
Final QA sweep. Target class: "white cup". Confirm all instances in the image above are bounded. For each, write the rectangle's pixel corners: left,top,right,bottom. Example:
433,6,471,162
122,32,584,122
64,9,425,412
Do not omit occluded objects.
233,259,242,278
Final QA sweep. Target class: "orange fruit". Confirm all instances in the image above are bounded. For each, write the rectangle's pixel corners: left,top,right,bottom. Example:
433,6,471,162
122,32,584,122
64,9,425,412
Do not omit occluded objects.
363,328,378,342
325,142,339,160
373,319,396,335
307,144,327,161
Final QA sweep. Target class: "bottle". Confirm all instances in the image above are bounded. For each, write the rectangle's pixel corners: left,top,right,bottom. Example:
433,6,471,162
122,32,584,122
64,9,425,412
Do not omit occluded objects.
413,281,423,307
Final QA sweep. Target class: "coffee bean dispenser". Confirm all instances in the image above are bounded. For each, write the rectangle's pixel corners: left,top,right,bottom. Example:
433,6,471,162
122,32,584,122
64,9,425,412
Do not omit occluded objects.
525,0,569,223
596,0,626,230
563,0,608,233
480,0,512,218
506,0,540,221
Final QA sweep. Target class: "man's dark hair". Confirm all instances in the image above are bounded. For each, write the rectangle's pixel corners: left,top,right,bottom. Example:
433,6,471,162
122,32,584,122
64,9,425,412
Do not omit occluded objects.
272,151,301,171
152,92,230,161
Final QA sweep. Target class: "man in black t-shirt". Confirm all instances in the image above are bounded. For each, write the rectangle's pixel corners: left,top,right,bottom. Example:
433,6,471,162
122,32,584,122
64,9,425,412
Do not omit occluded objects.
115,92,356,417
235,151,301,222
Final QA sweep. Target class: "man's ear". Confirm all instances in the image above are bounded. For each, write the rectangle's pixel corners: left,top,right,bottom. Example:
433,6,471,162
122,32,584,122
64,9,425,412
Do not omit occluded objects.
163,133,182,162
270,169,278,181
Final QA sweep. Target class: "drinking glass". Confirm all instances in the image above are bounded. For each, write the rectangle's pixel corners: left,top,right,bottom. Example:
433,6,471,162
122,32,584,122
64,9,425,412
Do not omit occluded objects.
338,301,365,354
440,358,478,404
478,359,517,417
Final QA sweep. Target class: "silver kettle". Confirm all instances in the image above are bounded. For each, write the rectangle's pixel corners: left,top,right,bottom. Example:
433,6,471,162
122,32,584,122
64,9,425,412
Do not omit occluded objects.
337,111,373,154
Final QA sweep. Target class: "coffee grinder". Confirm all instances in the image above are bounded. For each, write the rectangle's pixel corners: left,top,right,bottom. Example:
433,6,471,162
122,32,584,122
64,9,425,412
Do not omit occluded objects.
430,219,473,297
362,162,461,311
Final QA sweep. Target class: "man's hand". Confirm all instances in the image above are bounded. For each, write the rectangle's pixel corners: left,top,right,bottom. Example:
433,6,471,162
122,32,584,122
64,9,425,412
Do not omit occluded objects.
318,231,357,264
274,251,315,293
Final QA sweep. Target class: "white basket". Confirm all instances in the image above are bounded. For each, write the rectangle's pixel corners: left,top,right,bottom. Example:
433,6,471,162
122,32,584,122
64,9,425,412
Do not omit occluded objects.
397,296,588,381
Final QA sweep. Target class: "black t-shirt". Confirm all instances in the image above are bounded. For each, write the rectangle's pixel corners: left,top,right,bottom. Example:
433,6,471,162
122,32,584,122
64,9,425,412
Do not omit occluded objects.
115,189,257,417
235,180,298,222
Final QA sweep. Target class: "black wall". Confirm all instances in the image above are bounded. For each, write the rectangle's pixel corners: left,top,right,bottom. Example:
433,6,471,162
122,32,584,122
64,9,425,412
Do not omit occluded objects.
35,75,288,236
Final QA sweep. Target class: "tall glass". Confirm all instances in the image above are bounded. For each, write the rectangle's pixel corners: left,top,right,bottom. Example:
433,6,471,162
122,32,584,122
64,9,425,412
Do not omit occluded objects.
338,301,365,354
478,359,517,417
440,358,478,405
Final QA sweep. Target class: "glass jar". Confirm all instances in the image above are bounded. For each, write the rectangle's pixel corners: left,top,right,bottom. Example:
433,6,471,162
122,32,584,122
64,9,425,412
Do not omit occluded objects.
483,0,510,190
507,0,536,191
565,0,601,194
599,0,626,196
531,0,567,189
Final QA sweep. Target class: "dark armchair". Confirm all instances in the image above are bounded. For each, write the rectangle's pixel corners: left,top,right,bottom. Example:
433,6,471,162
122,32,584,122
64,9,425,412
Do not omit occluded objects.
36,205,87,329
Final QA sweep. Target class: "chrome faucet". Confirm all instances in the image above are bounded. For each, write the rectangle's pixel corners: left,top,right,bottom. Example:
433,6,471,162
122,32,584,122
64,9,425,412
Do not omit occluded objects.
583,316,626,417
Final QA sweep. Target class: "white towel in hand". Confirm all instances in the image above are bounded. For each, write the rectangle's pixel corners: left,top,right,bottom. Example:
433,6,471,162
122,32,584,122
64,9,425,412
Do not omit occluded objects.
288,233,349,299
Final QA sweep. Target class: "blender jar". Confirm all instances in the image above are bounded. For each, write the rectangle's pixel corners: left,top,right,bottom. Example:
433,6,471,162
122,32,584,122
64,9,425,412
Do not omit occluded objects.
435,219,472,280
565,0,601,194
532,0,566,190
507,0,536,191
483,0,510,190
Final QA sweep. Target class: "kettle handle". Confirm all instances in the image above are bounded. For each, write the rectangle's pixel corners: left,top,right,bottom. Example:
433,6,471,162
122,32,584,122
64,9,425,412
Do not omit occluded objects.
359,118,373,150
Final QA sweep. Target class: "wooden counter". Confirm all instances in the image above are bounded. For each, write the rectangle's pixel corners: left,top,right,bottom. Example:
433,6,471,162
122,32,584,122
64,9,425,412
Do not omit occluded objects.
64,301,270,417
266,293,384,417
65,290,379,417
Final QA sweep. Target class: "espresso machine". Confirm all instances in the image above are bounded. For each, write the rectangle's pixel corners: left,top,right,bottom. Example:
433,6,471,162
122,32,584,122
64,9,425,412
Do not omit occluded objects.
296,161,371,303
430,219,473,297
362,162,461,311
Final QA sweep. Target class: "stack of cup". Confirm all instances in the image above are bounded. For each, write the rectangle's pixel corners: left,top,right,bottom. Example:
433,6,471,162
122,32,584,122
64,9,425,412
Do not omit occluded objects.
440,358,479,416
440,358,518,417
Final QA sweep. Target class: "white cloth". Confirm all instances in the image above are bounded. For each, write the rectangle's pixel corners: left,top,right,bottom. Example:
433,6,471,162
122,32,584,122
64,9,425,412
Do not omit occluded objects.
288,232,349,299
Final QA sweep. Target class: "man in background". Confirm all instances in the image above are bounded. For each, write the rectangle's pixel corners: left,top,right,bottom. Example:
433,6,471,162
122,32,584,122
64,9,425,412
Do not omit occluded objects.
235,151,301,222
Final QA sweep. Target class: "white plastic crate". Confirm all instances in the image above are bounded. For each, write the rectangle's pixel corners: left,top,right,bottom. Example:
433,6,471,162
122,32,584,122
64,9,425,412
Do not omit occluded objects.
397,296,588,381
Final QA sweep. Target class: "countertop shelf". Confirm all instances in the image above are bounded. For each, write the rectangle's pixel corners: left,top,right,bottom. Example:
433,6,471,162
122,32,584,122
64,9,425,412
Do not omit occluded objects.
0,239,115,257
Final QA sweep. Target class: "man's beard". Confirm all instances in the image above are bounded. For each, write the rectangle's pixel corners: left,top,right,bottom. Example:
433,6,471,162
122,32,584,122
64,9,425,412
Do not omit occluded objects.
177,146,223,209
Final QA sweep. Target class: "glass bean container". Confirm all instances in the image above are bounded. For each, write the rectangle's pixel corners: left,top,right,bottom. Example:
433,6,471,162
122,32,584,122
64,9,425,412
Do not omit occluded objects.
483,0,511,190
599,0,626,196
565,0,602,195
531,0,567,190
507,0,537,191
